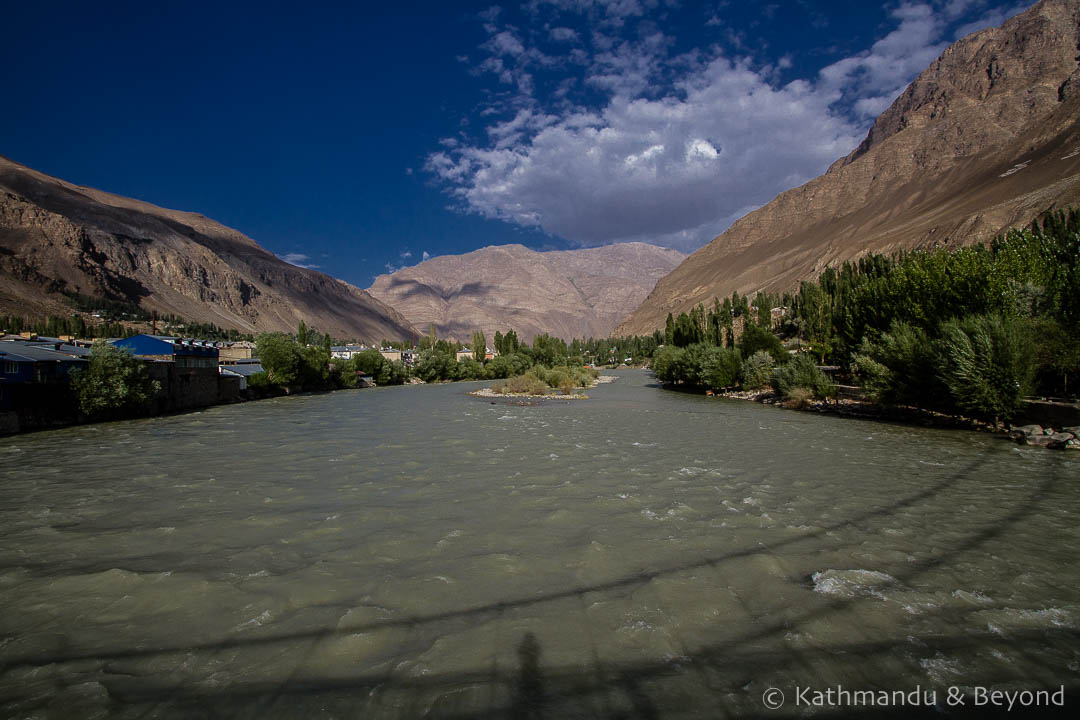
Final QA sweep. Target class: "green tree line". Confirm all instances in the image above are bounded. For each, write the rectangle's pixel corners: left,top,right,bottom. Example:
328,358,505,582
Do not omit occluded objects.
651,209,1080,424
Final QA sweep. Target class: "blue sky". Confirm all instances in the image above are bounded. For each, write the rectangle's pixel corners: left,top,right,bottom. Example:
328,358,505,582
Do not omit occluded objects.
1,0,1030,288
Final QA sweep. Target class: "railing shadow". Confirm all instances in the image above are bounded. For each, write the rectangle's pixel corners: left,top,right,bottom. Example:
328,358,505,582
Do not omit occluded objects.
3,453,1076,718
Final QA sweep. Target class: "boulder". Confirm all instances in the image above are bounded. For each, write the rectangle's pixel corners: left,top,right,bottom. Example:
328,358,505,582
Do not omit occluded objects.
1048,432,1077,449
1065,439,1080,450
1025,434,1054,447
1010,424,1043,442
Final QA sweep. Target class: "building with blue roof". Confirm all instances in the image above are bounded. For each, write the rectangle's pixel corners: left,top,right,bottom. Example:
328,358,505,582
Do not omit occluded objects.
112,335,218,368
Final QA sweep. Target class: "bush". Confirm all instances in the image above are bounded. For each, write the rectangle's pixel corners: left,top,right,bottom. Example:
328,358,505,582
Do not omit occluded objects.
772,353,836,400
937,314,1034,423
246,371,274,391
492,371,549,395
783,386,815,409
741,350,776,389
698,346,741,390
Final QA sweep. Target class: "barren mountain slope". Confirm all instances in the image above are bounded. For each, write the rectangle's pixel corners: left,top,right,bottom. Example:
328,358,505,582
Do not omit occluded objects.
367,243,685,342
615,0,1080,336
0,156,417,342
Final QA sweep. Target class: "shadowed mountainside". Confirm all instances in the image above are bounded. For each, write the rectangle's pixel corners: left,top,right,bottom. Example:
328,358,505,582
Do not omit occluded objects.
0,156,417,342
367,243,685,342
616,0,1080,336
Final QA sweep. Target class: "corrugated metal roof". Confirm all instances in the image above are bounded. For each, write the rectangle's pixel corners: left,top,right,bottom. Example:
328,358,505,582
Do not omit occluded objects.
0,344,89,363
220,363,264,376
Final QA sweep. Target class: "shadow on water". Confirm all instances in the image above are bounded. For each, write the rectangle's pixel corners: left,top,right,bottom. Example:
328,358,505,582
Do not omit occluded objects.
514,632,545,719
3,453,1079,718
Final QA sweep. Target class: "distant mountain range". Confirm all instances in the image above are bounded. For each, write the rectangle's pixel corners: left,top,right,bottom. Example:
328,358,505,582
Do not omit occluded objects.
367,243,685,342
616,0,1080,336
0,156,416,342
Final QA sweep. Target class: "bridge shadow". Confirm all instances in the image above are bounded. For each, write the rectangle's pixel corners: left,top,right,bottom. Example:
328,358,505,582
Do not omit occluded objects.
2,454,1077,717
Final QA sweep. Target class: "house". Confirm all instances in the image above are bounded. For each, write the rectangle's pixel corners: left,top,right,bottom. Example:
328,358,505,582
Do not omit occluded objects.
218,361,265,391
0,342,89,412
218,341,256,364
455,348,474,362
0,342,88,385
379,348,415,366
112,334,218,367
331,344,371,360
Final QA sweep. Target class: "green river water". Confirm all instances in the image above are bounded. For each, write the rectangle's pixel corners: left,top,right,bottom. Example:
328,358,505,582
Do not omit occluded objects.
1,370,1078,718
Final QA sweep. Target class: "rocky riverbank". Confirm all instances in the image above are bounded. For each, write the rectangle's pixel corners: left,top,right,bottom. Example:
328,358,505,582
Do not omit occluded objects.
711,389,1080,451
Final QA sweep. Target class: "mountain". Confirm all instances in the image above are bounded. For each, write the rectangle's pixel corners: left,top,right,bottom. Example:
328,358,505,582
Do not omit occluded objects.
0,156,417,342
615,0,1080,336
367,243,685,342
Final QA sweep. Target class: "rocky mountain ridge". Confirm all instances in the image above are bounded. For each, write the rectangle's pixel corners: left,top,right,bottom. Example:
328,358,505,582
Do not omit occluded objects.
615,0,1080,336
0,156,417,342
367,242,685,342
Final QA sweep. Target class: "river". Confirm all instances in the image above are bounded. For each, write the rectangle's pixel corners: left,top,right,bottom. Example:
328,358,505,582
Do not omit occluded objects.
1,370,1077,718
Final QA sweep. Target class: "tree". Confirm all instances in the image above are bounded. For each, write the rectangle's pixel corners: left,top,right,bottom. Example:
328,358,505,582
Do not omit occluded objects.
937,314,1034,424
741,350,776,389
70,341,160,419
256,332,303,386
414,348,455,382
699,346,741,390
472,331,486,362
672,312,702,347
852,321,942,409
798,281,832,362
737,323,786,364
652,345,684,383
297,320,309,346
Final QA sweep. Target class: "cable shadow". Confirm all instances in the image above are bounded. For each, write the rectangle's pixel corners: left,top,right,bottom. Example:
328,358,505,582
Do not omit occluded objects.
0,455,989,671
5,453,1076,720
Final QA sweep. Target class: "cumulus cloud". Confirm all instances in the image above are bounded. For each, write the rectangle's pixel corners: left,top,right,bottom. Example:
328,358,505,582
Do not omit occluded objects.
428,1,1030,252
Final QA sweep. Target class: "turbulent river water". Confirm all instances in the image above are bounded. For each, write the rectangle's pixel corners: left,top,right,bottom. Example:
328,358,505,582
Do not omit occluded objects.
1,370,1078,718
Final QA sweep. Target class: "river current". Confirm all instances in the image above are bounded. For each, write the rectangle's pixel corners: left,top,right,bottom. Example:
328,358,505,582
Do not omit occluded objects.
1,370,1077,718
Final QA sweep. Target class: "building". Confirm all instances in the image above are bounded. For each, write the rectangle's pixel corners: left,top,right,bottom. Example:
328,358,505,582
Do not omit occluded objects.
379,348,415,366
112,335,219,367
218,341,256,364
0,341,89,412
218,361,264,391
331,344,371,360
0,343,88,385
456,347,494,361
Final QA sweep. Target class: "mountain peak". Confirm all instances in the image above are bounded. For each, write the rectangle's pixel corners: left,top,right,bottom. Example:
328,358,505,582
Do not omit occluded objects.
616,0,1080,336
368,243,685,342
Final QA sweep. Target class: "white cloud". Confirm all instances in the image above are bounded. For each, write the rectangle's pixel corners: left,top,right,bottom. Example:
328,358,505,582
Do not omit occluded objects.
953,2,1030,38
549,26,579,42
429,1,1030,252
279,252,320,269
422,250,431,261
